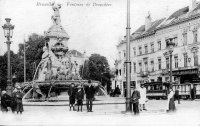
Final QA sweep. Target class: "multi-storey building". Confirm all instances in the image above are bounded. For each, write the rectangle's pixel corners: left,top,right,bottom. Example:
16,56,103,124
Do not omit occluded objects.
115,0,200,95
69,49,88,77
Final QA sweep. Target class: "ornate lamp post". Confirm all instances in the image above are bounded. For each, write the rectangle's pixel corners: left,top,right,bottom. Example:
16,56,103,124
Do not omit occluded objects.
125,0,132,112
167,38,175,86
2,18,14,96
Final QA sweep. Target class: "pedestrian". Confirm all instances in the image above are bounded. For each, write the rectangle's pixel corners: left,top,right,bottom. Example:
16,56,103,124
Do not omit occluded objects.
68,83,76,111
84,80,95,112
167,87,176,113
13,86,24,114
76,85,84,112
131,86,140,115
174,87,180,104
1,90,11,113
114,85,121,97
191,84,196,100
139,84,147,111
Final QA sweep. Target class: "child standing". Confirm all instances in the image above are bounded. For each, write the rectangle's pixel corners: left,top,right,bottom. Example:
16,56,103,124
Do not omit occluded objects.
13,86,24,114
76,85,84,112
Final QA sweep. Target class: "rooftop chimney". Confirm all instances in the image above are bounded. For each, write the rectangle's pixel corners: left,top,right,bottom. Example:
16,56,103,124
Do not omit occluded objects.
145,11,152,31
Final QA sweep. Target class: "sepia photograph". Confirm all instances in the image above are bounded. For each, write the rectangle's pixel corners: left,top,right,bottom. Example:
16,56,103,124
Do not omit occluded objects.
0,0,200,125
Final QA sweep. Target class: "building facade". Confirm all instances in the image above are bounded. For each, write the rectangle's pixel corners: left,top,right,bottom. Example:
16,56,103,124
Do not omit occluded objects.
69,49,88,79
115,0,200,95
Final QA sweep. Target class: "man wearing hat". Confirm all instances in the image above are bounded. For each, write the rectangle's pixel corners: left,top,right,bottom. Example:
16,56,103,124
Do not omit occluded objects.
84,80,95,112
76,84,84,112
1,90,11,112
131,86,140,115
13,85,24,114
68,83,77,111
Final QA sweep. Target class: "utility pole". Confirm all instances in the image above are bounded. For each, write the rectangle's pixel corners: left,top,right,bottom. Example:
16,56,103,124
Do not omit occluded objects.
24,35,26,83
125,0,132,112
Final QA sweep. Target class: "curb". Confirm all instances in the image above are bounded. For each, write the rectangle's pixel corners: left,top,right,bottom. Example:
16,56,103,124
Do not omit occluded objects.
23,102,126,106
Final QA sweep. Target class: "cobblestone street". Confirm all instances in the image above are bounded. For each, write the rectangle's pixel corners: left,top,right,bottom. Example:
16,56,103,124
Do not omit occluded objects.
0,97,200,126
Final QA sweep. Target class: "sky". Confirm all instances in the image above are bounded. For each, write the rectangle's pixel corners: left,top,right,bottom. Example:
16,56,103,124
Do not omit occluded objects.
0,0,193,68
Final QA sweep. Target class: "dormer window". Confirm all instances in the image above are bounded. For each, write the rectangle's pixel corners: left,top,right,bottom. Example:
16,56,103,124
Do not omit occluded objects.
193,30,197,43
144,44,148,54
158,41,161,50
139,46,142,55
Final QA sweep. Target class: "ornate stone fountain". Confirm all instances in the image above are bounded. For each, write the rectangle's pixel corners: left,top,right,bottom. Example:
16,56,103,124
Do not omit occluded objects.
23,3,107,100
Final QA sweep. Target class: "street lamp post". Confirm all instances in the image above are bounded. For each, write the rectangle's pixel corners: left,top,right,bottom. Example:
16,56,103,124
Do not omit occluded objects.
167,38,175,86
125,0,132,112
2,18,14,96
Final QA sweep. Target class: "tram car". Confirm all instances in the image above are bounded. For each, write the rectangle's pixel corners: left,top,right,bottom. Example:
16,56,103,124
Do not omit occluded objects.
143,82,170,99
172,83,200,99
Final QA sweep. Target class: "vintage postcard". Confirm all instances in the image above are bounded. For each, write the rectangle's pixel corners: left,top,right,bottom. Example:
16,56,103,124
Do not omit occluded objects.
0,0,200,125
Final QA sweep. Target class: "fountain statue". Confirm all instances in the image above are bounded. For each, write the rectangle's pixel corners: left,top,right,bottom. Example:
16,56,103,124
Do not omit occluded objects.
23,3,107,101
34,2,77,81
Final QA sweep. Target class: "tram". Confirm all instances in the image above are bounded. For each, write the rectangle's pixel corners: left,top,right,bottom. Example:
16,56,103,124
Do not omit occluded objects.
172,83,200,99
143,82,170,99
143,82,200,100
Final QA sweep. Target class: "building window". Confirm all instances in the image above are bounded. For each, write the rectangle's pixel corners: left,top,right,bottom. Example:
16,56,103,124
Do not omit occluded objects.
123,50,126,57
184,53,188,67
165,77,169,82
151,60,154,72
119,69,121,75
144,61,148,72
158,41,161,50
144,44,148,54
150,79,154,82
139,46,142,55
174,37,178,46
139,62,142,73
133,62,136,73
193,30,197,43
183,33,187,45
194,54,198,66
166,57,169,69
174,56,178,68
119,52,121,60
151,43,154,53
133,47,136,56
158,58,161,70
124,63,126,74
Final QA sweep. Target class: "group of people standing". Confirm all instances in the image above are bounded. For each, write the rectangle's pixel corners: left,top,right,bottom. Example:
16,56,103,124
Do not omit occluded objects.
68,80,96,112
131,84,147,115
1,85,24,114
131,84,181,115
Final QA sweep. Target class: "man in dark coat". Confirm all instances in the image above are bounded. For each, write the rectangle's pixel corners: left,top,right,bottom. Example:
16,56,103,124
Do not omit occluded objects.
114,85,121,97
175,87,180,104
13,86,24,114
68,83,77,111
84,80,95,112
1,90,11,113
131,87,140,115
191,85,196,100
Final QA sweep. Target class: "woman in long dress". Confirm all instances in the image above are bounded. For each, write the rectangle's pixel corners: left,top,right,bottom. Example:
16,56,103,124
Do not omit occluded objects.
167,88,176,112
139,85,147,111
